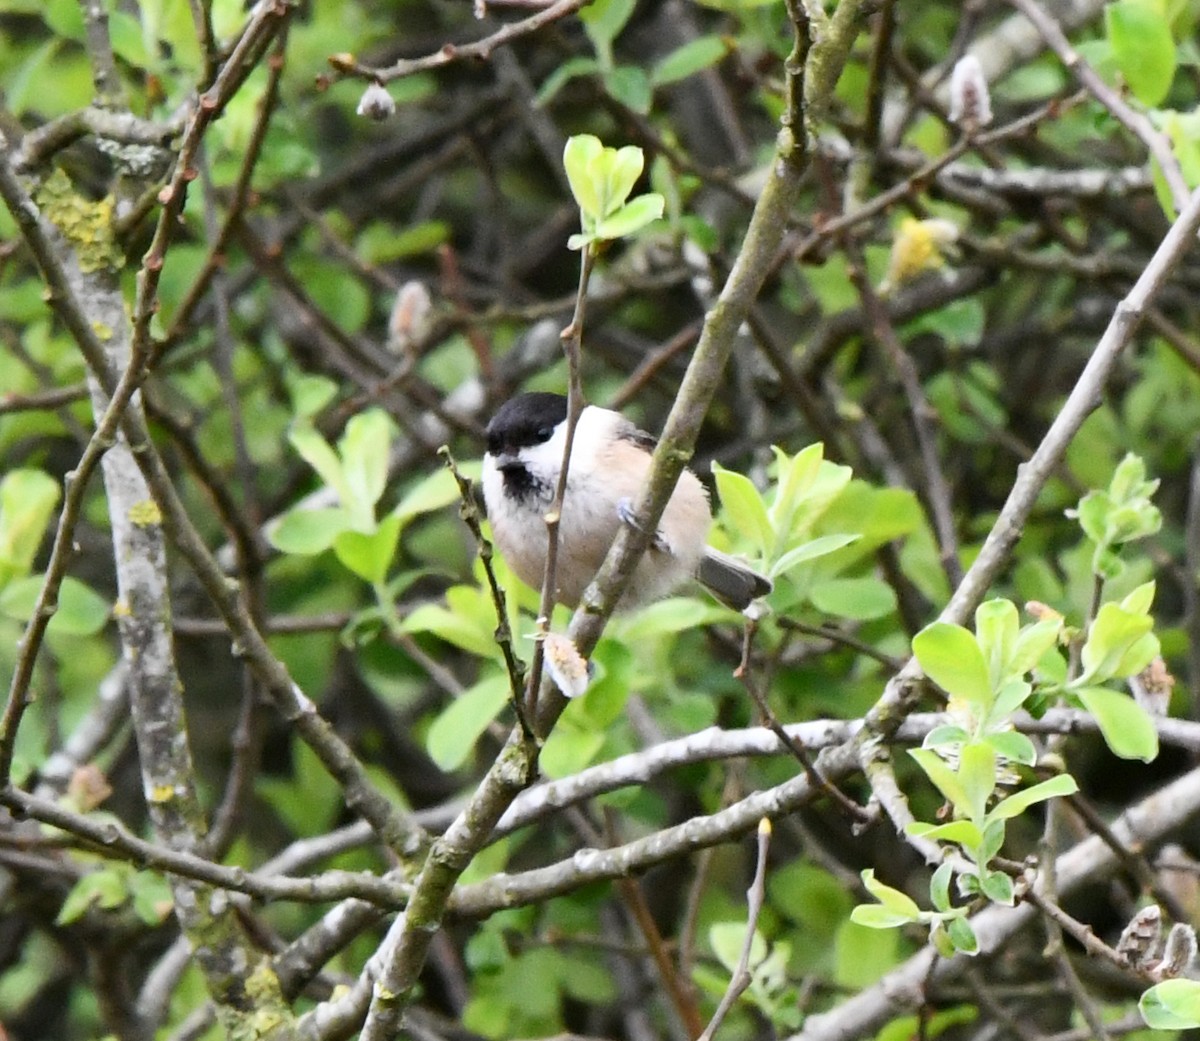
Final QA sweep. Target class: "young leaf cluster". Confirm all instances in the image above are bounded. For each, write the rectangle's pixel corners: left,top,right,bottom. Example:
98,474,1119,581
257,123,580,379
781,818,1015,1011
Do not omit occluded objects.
563,135,665,252
269,388,464,591
857,455,1166,959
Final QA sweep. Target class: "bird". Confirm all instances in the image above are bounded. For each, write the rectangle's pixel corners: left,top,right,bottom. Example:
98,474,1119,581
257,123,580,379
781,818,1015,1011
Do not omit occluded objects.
481,392,772,611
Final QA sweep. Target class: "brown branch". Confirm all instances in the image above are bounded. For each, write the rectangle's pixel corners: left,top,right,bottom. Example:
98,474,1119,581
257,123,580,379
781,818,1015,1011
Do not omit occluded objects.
333,0,591,84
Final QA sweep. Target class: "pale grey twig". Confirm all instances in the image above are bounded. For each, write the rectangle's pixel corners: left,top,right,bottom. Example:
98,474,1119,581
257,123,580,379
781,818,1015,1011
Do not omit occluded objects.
1005,0,1189,213
697,819,773,1041
793,763,1200,1041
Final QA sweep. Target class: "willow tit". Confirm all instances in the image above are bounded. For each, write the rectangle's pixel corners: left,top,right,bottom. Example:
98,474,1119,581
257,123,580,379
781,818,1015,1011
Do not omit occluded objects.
482,392,772,611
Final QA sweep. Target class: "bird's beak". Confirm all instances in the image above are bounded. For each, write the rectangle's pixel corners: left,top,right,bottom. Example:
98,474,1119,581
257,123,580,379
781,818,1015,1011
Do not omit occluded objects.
491,451,523,472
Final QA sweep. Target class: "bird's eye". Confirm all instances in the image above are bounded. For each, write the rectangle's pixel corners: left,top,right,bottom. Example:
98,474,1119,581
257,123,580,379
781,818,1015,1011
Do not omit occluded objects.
536,425,554,441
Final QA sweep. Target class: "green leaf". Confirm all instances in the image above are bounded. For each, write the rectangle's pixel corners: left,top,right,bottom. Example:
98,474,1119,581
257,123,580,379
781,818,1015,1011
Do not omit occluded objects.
0,468,61,582
288,424,347,503
401,603,498,660
1140,979,1200,1030
579,0,636,64
910,749,973,819
564,135,605,220
536,56,601,106
257,739,343,836
768,443,824,537
338,409,392,521
108,10,154,70
54,576,110,636
287,374,338,419
1077,600,1155,685
128,870,173,925
1111,452,1149,500
360,220,451,262
1121,580,1156,616
979,819,1006,864
946,916,978,954
650,35,728,87
931,923,957,958
770,534,859,579
694,0,780,8
1075,686,1159,762
43,0,86,40
906,819,984,849
980,870,1014,905
983,731,1037,766
614,596,728,639
395,466,473,524
912,622,993,705
990,679,1033,719
539,723,606,778
709,921,768,973
269,507,352,556
860,869,921,917
1074,490,1111,546
426,673,510,771
712,464,772,555
834,920,900,986
849,904,917,929
809,577,896,621
57,867,128,924
0,574,109,635
333,512,402,584
988,773,1079,821
1106,0,1177,107
603,146,646,217
974,599,1018,688
593,192,664,240
929,862,953,913
958,741,997,823
923,724,970,749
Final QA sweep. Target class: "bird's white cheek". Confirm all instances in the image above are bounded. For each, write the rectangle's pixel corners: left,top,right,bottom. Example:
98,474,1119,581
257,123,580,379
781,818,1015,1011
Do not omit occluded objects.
481,459,504,523
481,460,549,590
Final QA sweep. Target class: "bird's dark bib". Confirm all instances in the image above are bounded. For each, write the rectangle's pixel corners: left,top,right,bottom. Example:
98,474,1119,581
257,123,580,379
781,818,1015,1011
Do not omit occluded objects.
500,463,552,504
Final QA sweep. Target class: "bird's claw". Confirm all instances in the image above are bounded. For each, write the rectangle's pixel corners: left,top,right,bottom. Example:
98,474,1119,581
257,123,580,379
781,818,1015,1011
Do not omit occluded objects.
617,497,670,553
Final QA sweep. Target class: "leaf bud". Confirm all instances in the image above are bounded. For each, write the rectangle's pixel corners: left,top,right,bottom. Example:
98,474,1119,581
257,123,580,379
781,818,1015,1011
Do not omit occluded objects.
542,633,590,699
357,82,396,121
1117,904,1162,967
1159,923,1198,978
948,54,993,131
387,281,433,355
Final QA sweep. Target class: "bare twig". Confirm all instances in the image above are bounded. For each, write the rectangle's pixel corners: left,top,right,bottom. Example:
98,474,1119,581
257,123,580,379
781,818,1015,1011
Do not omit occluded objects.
1005,0,1188,213
698,819,773,1041
333,0,591,83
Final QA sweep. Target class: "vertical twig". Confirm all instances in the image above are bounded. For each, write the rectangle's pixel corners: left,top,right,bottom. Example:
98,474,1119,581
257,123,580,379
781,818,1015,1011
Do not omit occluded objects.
524,246,594,724
697,819,773,1041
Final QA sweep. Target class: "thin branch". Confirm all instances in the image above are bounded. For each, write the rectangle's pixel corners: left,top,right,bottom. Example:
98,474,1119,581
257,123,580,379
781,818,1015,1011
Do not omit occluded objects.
859,184,1200,743
442,449,527,706
0,786,412,907
843,238,963,588
697,819,773,1041
332,0,591,83
1004,0,1189,214
790,766,1200,1041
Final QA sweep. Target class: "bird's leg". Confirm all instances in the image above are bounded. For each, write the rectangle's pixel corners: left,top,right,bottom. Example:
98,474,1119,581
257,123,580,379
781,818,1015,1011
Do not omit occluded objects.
616,497,672,553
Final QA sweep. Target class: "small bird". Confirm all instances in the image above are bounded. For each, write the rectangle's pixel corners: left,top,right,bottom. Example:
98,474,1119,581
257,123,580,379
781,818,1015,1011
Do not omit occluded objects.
481,392,772,611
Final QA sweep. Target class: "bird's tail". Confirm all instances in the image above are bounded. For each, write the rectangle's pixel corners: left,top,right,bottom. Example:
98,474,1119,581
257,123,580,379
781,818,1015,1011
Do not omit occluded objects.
697,549,772,611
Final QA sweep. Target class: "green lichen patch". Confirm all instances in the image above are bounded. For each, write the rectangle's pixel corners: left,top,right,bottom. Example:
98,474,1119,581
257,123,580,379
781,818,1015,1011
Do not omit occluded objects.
34,169,122,275
127,500,162,527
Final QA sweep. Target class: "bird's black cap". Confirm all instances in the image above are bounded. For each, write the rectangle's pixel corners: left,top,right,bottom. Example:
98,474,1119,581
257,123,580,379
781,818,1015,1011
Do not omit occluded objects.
486,392,568,455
